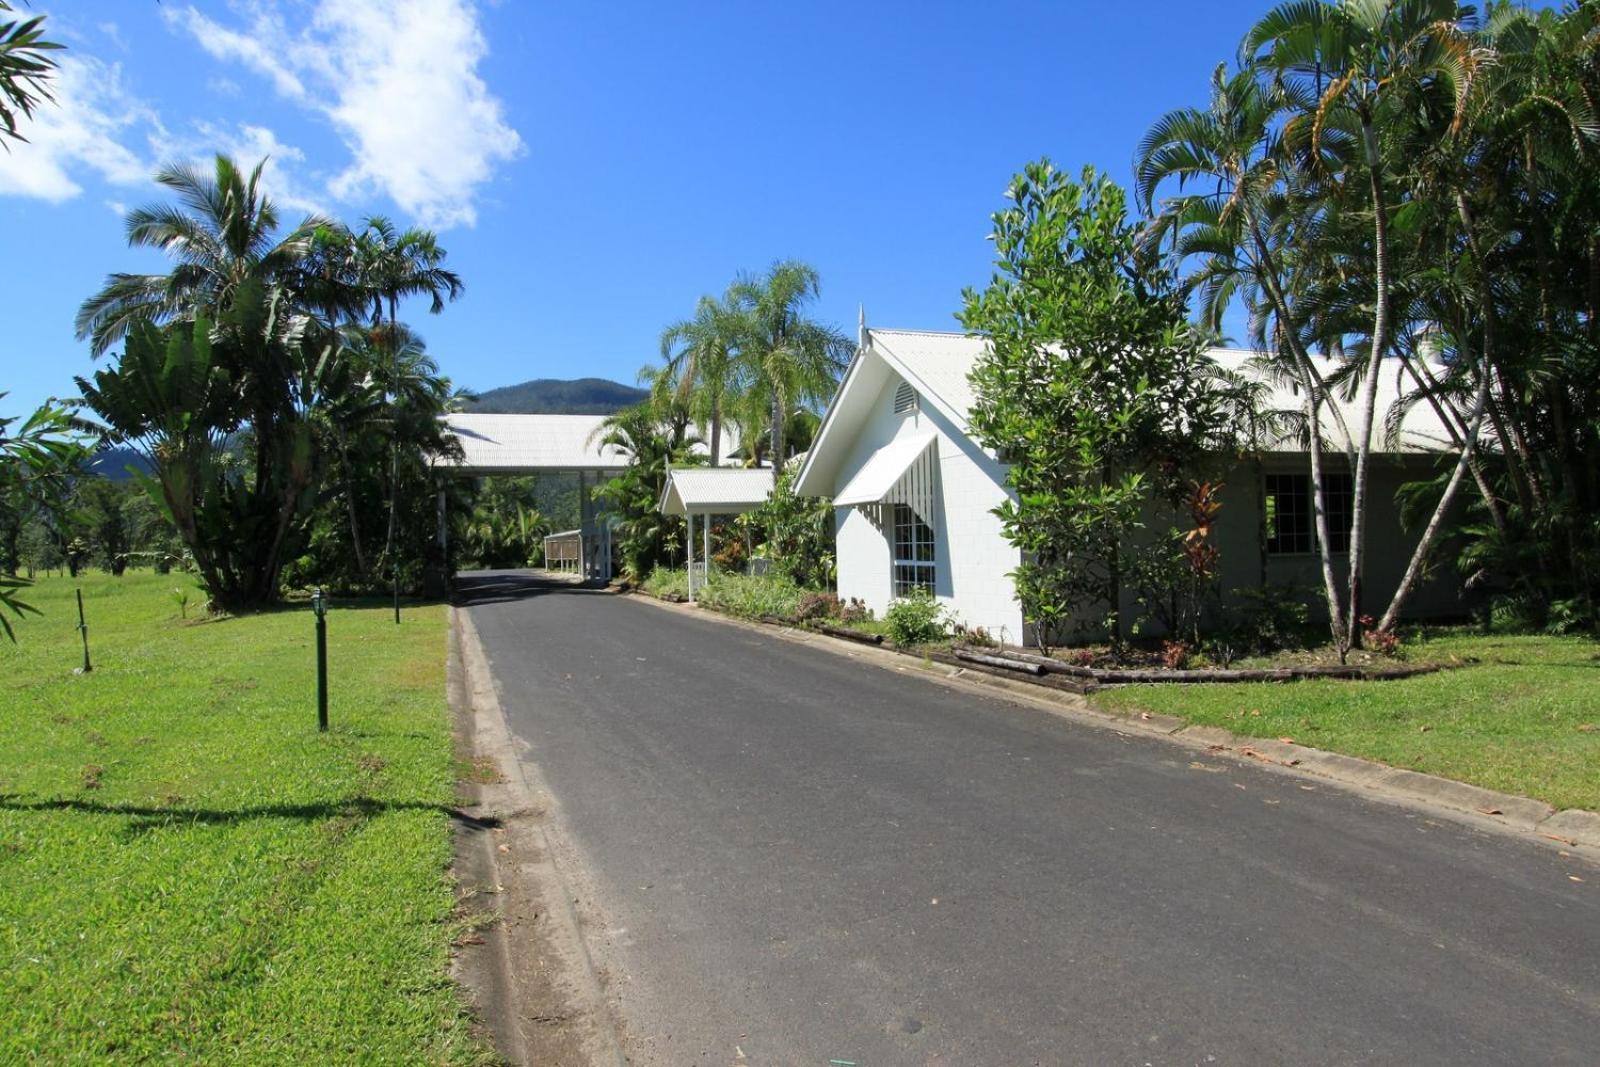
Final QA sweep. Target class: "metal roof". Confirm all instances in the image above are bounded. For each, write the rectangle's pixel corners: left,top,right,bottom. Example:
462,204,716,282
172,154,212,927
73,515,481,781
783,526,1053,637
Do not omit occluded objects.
835,435,935,506
440,413,628,474
861,328,1454,454
659,467,776,515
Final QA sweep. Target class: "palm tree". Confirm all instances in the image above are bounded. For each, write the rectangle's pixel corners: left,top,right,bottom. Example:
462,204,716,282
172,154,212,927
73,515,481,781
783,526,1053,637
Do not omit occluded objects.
1242,0,1480,650
75,155,330,356
654,291,748,466
729,261,852,467
0,1,61,146
1137,64,1358,650
344,217,463,574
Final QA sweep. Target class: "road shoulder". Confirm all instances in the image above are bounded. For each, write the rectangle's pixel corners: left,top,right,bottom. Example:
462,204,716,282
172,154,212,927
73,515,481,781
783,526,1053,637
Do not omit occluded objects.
448,604,626,1066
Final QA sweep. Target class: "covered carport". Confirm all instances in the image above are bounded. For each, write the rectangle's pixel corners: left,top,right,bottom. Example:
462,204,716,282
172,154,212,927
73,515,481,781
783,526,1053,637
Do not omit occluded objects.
658,466,776,600
437,413,630,580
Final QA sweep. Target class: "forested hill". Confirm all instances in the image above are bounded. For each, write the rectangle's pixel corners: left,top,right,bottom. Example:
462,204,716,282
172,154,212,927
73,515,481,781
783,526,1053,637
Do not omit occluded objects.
462,377,647,414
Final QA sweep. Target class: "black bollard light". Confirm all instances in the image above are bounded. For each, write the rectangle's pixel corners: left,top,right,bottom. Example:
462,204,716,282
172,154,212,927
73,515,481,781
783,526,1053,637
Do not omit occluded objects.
392,564,400,625
313,586,329,732
75,588,92,673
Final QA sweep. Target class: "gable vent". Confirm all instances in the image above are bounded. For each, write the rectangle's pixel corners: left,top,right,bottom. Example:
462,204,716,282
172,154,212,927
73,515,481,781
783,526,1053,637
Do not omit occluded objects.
893,381,918,415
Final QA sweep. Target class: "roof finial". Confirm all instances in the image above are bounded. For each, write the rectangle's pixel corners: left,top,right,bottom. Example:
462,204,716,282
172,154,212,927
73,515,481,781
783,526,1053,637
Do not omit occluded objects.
857,304,867,350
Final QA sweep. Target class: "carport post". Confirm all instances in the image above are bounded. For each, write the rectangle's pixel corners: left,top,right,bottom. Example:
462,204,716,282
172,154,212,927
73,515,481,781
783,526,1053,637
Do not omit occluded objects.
702,510,710,586
686,512,696,601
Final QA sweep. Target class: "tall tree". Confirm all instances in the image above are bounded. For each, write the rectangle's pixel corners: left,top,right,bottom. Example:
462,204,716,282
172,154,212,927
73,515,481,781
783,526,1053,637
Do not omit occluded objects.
345,217,462,574
1242,0,1479,649
654,291,748,466
729,261,852,467
75,156,330,356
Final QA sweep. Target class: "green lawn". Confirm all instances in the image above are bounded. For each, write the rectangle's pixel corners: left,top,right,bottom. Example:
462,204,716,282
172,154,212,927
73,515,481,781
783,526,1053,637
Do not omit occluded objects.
0,572,488,1064
1094,629,1600,812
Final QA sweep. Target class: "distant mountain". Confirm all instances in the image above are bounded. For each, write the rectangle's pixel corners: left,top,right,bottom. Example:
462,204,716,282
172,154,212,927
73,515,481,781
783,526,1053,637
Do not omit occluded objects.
463,377,647,415
87,446,152,481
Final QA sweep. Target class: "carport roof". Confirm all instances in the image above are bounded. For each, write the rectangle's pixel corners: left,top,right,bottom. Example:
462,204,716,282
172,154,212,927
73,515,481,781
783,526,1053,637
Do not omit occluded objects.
659,467,776,516
440,413,630,474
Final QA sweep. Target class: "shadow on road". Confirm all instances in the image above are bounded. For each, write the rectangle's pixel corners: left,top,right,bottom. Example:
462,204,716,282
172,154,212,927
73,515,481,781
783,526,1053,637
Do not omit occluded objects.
451,569,611,608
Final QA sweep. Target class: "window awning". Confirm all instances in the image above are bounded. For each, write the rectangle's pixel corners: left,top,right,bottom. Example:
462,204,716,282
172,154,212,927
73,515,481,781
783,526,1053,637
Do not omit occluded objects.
836,435,936,506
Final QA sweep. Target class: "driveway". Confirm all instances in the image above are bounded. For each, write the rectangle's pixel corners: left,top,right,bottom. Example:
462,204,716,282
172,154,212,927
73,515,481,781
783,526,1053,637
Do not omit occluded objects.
458,571,1599,1065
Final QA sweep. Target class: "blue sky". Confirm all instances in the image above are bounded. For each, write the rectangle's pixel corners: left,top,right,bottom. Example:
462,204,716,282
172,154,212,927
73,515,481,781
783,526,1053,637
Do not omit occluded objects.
2,0,1275,421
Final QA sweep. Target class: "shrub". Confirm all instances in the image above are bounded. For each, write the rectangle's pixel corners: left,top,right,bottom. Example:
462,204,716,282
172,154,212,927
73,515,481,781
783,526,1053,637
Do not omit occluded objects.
642,568,689,599
885,590,948,646
1360,615,1402,658
1226,584,1316,654
794,591,840,622
838,597,871,624
1160,639,1190,669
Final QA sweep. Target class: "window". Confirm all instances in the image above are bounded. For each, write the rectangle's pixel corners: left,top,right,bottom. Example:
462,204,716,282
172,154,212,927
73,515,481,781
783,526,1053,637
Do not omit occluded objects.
893,380,918,416
1264,474,1312,555
892,503,936,596
1265,472,1353,555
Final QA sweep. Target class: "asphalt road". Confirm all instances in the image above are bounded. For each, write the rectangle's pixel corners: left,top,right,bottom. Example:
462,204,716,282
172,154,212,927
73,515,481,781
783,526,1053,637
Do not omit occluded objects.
460,571,1599,1066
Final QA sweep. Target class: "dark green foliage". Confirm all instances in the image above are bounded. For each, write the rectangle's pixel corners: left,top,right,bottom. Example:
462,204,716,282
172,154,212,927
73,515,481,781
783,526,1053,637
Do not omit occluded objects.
753,461,834,589
596,403,696,580
961,162,1230,648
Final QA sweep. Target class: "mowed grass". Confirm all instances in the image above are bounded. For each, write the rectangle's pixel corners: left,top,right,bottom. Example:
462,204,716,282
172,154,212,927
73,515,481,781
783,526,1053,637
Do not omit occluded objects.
1094,629,1600,811
0,572,488,1064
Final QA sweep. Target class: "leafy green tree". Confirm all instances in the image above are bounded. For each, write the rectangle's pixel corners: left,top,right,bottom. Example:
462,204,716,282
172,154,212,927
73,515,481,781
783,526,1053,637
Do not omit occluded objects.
961,162,1231,648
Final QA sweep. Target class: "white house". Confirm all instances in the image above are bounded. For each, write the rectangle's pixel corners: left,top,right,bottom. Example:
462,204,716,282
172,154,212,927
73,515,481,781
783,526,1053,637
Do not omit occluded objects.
795,325,1464,645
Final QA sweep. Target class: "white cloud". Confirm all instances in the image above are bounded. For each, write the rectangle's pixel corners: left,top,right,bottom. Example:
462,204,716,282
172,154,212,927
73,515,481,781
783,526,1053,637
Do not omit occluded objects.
0,55,162,202
170,0,523,229
182,121,329,219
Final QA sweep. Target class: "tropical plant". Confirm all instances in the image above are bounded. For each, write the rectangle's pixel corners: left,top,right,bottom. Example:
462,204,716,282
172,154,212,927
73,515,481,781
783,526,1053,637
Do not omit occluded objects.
729,261,852,467
593,402,699,579
752,457,834,588
962,161,1232,649
0,395,84,638
654,291,748,466
0,0,60,146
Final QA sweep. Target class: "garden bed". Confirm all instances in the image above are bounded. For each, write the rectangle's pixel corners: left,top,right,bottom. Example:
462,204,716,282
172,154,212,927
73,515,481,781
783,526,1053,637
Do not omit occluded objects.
965,645,1447,686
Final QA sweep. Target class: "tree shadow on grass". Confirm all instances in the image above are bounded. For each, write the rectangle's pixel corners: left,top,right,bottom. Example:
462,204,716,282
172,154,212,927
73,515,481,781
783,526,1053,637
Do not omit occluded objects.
0,793,503,838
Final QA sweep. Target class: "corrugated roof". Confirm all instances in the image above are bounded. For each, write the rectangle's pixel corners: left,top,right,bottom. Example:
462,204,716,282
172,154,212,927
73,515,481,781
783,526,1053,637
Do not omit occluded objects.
659,467,776,515
835,435,936,506
441,413,628,474
864,328,1455,454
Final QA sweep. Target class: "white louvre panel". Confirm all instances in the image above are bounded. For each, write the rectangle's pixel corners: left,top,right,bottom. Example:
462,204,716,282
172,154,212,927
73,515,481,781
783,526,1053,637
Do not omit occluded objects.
883,437,939,529
893,380,918,415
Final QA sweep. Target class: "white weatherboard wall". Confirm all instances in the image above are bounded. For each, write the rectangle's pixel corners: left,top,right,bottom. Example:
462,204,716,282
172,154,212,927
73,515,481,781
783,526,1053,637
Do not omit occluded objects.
830,367,1023,642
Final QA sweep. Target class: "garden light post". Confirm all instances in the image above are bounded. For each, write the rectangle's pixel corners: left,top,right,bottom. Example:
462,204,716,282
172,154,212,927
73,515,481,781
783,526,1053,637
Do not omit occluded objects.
75,587,91,673
313,587,329,732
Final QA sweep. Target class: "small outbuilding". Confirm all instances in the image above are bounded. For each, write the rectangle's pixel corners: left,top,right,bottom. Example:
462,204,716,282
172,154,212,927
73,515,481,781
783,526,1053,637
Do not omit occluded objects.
659,467,776,600
796,325,1462,645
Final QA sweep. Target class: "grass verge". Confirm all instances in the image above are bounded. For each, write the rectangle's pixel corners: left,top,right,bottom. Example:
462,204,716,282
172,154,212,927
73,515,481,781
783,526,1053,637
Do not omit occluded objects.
1093,629,1600,811
0,572,489,1064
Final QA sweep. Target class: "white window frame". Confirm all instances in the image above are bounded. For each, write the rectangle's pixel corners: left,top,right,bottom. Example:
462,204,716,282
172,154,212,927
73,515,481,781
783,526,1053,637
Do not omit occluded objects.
891,503,936,596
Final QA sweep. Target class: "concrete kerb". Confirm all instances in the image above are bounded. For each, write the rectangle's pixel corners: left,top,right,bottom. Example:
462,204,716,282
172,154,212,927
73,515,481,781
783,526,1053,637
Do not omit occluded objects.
621,589,1600,860
449,605,627,1067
